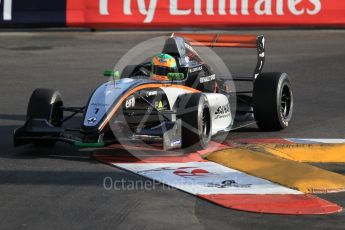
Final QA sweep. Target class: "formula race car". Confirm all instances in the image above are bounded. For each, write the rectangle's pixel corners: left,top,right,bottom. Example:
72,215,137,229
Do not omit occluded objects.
14,33,293,150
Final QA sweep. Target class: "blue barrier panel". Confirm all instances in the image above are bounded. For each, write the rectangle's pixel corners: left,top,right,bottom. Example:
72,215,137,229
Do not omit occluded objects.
0,0,65,27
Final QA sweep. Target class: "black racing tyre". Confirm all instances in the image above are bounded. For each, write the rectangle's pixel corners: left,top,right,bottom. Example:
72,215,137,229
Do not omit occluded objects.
27,88,63,146
253,72,293,131
177,93,212,150
120,65,138,79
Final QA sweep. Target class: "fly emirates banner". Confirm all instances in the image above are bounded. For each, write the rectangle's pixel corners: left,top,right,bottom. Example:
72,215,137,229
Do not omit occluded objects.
67,0,345,27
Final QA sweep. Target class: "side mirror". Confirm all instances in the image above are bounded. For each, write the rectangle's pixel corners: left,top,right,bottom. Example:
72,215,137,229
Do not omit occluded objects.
167,73,184,81
103,70,120,79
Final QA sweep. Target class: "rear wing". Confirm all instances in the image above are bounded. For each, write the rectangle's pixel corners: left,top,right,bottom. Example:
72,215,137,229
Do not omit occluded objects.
172,33,265,79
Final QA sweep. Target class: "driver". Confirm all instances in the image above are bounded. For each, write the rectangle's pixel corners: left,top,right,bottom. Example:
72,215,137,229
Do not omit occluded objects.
151,53,178,81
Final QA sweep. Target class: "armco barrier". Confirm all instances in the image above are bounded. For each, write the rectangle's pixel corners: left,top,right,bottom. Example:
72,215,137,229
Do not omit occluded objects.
1,0,345,28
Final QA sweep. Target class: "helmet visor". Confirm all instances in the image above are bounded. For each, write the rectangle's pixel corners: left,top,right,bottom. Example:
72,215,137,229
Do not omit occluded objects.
152,65,176,76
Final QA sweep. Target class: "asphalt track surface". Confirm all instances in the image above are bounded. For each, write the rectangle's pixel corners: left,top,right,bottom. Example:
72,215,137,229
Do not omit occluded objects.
0,30,345,229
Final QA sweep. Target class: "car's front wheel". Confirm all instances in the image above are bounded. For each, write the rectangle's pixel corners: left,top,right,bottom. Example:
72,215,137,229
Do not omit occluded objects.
26,88,63,146
177,93,212,150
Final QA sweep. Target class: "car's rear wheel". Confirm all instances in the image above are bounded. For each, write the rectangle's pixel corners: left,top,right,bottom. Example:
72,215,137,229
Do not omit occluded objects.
27,88,63,146
253,72,293,131
177,93,211,150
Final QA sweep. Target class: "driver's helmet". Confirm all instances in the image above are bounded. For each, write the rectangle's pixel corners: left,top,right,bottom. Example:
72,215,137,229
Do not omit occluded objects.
151,53,177,81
